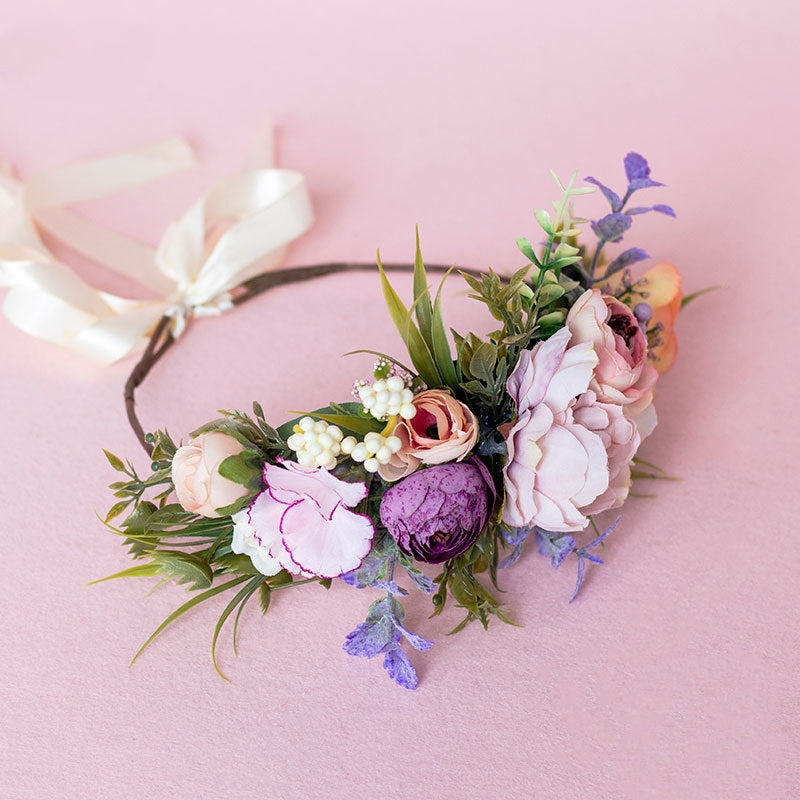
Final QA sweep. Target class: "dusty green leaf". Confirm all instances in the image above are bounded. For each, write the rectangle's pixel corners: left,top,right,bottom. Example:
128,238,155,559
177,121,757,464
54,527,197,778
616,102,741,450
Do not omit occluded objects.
105,500,131,523
259,583,271,614
469,343,497,383
218,452,263,489
103,450,128,473
150,550,214,590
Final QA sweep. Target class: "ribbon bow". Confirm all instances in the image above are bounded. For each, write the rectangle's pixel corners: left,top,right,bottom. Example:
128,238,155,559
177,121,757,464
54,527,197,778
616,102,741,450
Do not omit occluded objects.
0,132,313,364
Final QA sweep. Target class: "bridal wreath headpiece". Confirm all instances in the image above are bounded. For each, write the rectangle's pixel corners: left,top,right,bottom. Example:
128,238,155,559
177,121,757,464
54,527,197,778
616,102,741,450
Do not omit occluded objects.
1,131,700,689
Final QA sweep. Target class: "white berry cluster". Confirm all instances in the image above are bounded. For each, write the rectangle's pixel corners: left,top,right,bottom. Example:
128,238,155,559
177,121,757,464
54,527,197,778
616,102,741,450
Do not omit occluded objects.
341,431,402,473
287,417,345,470
355,374,416,421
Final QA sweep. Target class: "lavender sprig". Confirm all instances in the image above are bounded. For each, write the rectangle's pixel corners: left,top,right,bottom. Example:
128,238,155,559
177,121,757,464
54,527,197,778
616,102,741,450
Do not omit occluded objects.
585,153,675,284
343,594,432,690
533,516,621,602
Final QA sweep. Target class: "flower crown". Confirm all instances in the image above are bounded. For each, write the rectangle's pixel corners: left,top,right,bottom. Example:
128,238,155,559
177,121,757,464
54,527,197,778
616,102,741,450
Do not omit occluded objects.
0,139,694,690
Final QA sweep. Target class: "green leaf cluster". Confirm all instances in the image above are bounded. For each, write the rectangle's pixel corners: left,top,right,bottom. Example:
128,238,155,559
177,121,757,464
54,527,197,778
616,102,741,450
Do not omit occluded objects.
191,402,287,456
431,523,516,633
377,228,459,391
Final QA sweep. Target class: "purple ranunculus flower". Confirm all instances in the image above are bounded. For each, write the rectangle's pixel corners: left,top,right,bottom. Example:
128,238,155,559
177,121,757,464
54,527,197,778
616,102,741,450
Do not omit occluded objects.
379,458,495,564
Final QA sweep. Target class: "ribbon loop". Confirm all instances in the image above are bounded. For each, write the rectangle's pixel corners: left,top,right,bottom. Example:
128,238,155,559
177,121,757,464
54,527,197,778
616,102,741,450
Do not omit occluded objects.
0,131,314,365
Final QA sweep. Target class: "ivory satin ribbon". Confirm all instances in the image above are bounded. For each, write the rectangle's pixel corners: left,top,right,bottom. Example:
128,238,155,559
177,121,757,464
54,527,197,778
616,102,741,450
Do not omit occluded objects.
0,133,314,365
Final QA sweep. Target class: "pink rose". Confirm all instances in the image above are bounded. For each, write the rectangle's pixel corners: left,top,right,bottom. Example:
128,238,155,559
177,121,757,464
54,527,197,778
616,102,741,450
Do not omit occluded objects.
502,327,612,533
571,390,640,515
378,389,479,482
172,432,251,518
566,289,658,417
231,460,374,579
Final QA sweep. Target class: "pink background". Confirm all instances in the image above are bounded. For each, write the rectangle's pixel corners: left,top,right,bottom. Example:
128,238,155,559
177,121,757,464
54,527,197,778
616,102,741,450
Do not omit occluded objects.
1,1,798,798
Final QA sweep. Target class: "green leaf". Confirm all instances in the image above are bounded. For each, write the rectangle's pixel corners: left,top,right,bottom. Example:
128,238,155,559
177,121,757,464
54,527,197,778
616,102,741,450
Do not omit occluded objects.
377,250,441,388
536,283,566,306
103,449,128,473
342,349,416,377
304,411,380,437
516,237,538,264
211,576,265,680
681,285,722,309
215,553,263,576
547,255,582,270
131,576,250,666
469,343,497,384
269,569,294,587
534,208,553,234
87,562,162,585
430,270,459,389
259,583,271,614
105,500,131,523
150,550,214,590
536,310,566,328
218,452,263,489
121,501,158,535
412,227,434,352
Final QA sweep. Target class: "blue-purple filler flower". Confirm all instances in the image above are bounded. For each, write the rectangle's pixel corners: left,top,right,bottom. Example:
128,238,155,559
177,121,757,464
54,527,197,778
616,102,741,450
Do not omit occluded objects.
343,594,432,690
499,517,621,602
379,459,495,564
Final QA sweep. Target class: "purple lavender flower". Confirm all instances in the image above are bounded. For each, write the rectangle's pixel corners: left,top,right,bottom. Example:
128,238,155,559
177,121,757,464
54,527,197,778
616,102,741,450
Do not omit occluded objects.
379,459,495,564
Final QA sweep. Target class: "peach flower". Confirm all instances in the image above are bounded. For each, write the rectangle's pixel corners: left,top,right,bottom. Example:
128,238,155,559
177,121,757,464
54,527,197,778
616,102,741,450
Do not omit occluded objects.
172,432,251,518
377,390,478,482
566,289,658,417
628,262,682,374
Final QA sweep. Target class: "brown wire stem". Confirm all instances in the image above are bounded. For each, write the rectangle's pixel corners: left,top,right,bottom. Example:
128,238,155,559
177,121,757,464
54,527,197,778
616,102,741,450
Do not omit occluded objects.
124,261,485,457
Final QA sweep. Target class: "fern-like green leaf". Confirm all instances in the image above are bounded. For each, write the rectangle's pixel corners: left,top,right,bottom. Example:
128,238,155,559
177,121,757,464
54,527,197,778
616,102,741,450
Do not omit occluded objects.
150,550,214,590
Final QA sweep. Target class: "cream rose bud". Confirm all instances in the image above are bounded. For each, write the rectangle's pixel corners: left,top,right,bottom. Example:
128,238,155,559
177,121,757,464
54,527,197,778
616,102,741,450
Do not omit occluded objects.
171,432,251,518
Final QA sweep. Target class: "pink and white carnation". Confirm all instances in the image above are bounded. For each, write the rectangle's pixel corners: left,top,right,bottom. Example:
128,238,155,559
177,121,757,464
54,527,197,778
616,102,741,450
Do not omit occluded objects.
231,460,374,579
566,289,658,419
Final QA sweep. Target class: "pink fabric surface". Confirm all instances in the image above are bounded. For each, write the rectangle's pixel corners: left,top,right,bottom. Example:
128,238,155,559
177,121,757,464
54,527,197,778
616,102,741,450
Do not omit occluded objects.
1,1,798,798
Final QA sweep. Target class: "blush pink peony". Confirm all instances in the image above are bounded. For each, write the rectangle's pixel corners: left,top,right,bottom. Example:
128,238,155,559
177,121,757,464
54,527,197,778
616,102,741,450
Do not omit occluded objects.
565,289,658,417
378,389,478,482
231,460,374,579
171,432,251,518
571,390,640,515
503,327,611,532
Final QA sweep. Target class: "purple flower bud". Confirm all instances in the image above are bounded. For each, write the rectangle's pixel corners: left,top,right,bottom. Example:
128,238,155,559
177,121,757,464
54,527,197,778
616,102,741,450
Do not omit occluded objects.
633,302,652,322
379,459,495,564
